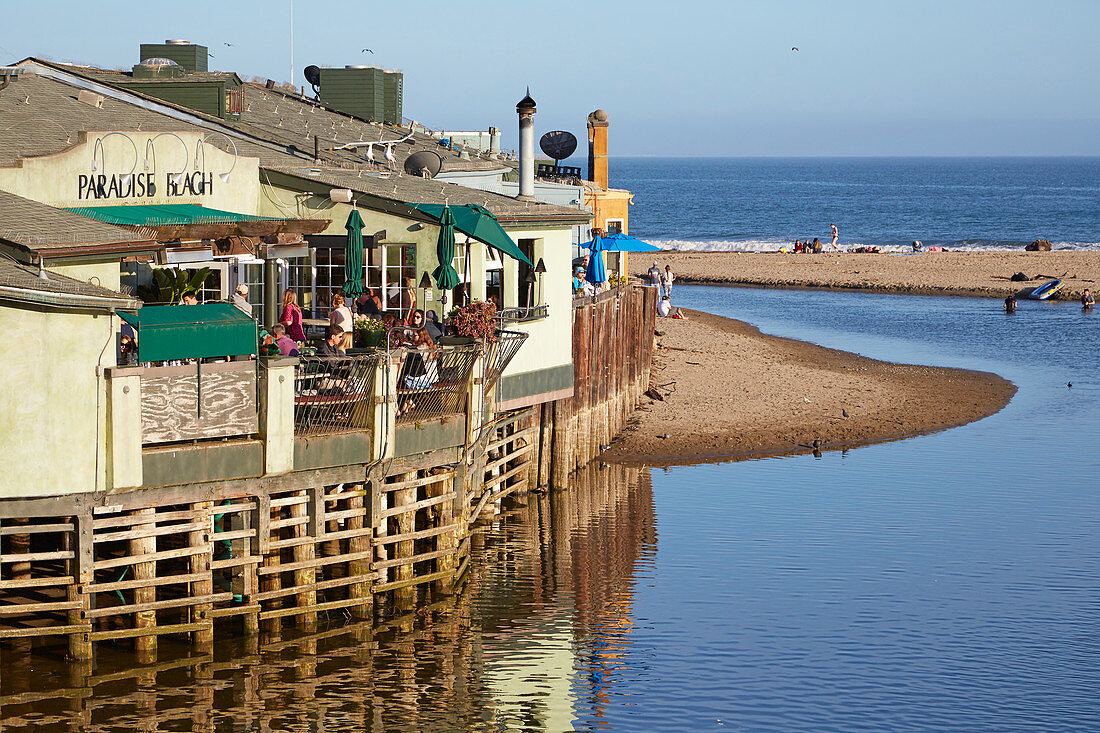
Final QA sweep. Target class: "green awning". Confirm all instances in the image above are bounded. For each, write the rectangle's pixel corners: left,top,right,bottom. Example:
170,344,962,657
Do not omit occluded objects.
120,303,256,361
407,203,533,266
65,204,278,227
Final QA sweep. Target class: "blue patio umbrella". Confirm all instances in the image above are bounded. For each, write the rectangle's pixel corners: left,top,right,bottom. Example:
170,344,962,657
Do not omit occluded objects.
585,232,660,253
585,234,607,286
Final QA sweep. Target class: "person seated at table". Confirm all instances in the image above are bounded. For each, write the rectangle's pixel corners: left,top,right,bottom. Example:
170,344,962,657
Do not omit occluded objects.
400,328,440,389
318,324,346,358
119,333,138,365
355,287,382,316
408,310,435,345
271,323,300,356
424,309,443,341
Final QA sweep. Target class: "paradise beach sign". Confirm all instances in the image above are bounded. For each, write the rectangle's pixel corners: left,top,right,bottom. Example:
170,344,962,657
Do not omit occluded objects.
0,130,259,212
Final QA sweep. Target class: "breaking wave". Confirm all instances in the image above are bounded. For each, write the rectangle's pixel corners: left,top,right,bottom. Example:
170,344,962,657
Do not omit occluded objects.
649,238,1100,253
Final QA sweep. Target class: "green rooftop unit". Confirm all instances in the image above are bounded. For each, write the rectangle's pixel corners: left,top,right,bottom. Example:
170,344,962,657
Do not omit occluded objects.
139,40,209,72
318,66,403,125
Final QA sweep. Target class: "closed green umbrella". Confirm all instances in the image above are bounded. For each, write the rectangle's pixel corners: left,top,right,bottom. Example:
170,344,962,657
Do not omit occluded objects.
342,209,365,298
432,206,461,291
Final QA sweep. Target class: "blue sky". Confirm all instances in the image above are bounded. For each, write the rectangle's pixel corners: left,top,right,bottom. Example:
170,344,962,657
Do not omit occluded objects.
4,1,1099,156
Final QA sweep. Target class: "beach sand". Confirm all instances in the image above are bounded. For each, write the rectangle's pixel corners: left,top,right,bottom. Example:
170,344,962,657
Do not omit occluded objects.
634,251,1100,299
602,309,1016,465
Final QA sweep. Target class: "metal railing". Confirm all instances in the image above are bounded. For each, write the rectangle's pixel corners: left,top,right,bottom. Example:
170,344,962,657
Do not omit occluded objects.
395,343,482,424
294,354,380,436
497,304,549,324
483,330,529,392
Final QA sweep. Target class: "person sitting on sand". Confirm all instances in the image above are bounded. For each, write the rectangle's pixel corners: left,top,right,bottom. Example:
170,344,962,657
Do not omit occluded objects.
658,295,672,317
912,240,923,252
1082,289,1095,309
812,238,823,254
1004,295,1017,313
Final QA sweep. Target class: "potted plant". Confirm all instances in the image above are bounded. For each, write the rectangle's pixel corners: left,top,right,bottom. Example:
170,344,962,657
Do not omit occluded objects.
353,315,386,347
445,300,498,344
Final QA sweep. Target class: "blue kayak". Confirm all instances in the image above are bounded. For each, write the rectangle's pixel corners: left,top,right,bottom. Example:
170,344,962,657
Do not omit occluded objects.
1028,279,1065,300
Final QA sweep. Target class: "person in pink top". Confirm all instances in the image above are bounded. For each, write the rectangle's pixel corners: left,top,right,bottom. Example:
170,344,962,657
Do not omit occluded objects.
280,289,306,342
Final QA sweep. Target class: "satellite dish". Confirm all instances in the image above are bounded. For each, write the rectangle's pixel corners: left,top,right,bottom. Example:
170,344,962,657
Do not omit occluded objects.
540,131,577,162
404,151,443,179
303,65,321,89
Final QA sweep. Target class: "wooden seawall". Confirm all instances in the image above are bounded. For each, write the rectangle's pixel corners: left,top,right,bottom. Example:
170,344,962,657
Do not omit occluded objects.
0,286,657,668
539,285,658,488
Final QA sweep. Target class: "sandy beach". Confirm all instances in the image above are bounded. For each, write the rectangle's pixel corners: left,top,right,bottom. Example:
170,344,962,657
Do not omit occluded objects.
602,309,1016,465
633,251,1100,300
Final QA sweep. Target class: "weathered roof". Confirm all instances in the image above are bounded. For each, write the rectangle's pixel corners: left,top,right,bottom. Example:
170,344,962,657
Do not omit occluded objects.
0,256,138,306
76,67,241,85
1,60,588,223
0,189,151,253
265,165,592,224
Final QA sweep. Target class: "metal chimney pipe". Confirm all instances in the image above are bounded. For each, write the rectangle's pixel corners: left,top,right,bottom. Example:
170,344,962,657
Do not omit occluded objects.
516,88,536,199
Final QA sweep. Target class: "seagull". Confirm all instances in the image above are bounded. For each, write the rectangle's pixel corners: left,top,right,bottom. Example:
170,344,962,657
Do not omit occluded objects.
792,47,799,51
224,42,233,47
842,408,850,418
365,142,375,164
384,143,396,168
362,48,373,54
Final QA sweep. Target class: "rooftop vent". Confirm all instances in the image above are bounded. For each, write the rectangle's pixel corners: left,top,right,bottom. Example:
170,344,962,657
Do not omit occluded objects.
139,57,180,67
77,90,105,108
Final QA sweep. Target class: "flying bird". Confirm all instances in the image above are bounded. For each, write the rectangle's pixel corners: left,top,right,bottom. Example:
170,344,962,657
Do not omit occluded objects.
224,42,233,47
362,48,373,54
792,47,799,51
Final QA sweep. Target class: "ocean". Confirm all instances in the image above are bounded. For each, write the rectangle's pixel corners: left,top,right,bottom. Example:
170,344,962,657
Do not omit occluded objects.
611,156,1100,252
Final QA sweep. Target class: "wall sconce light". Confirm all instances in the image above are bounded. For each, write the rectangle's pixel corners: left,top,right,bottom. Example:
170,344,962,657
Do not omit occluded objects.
196,132,239,182
534,257,546,275
409,222,425,231
144,132,189,188
418,272,432,290
91,132,139,185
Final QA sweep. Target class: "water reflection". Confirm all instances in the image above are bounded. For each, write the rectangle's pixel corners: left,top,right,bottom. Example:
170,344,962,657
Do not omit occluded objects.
0,463,653,733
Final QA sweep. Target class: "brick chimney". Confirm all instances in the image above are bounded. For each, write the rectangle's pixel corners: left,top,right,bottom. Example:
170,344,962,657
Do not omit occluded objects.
587,109,609,189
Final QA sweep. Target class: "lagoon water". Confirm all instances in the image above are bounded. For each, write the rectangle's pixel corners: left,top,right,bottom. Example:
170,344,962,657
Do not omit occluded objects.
4,286,1097,732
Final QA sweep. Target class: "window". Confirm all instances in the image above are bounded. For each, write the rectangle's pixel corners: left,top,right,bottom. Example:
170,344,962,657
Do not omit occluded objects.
382,244,417,321
517,239,536,308
605,219,623,235
178,262,226,303
233,261,264,319
226,87,244,115
484,246,503,311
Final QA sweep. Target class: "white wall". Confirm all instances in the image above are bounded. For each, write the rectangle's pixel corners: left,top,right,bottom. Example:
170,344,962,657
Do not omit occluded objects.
0,303,114,498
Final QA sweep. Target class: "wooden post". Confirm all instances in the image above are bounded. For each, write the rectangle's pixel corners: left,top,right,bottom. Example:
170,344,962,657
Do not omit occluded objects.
429,468,456,595
392,471,418,611
290,490,317,633
260,496,282,640
346,490,372,618
69,512,93,661
189,501,213,652
130,507,157,661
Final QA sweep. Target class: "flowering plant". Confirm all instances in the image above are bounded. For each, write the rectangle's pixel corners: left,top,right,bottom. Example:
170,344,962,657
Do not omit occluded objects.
608,274,629,287
448,300,498,343
353,315,385,332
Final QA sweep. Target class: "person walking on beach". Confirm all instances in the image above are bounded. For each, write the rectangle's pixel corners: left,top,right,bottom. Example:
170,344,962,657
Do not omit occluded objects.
830,223,839,251
662,265,675,300
647,261,662,288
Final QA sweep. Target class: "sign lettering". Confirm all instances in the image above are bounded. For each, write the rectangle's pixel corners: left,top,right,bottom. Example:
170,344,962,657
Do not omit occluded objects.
76,172,215,201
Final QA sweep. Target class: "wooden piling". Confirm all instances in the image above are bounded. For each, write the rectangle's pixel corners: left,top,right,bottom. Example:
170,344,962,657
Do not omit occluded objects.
128,508,158,660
